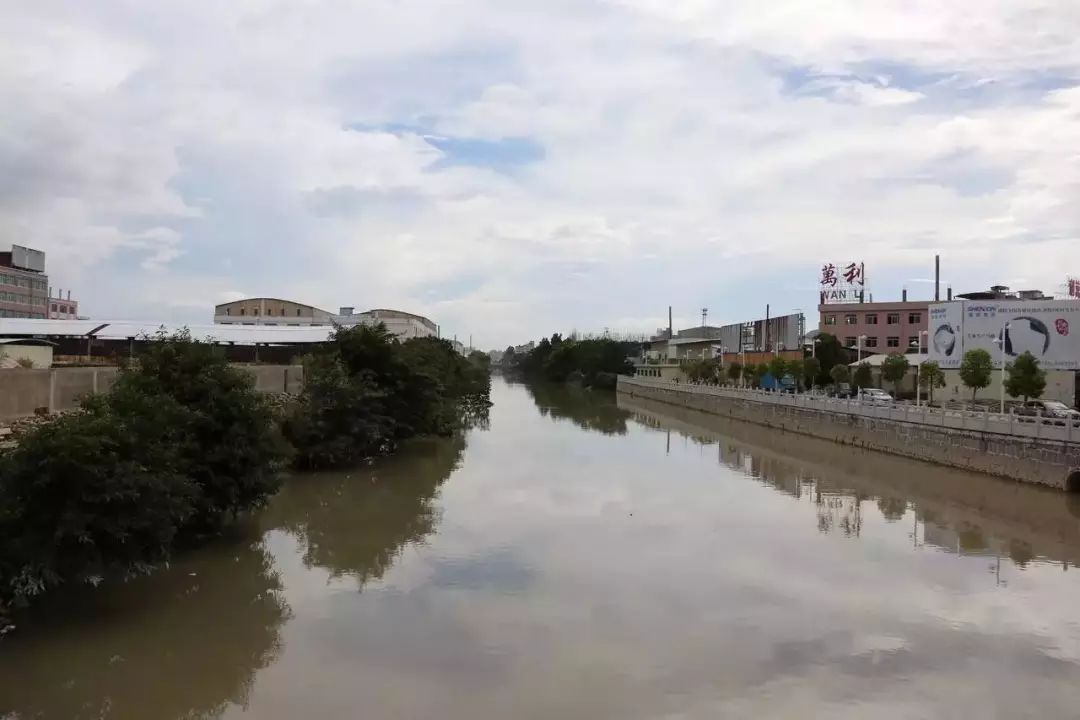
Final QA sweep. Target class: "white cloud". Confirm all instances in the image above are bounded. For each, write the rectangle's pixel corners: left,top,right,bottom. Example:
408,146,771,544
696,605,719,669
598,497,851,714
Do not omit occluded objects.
1,0,1080,344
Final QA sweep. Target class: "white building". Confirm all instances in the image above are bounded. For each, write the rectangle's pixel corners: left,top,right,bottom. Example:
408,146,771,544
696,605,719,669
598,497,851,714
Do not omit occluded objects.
214,298,438,341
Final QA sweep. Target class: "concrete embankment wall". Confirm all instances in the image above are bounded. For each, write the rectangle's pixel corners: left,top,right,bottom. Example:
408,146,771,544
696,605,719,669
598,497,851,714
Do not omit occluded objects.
618,378,1080,491
0,365,302,421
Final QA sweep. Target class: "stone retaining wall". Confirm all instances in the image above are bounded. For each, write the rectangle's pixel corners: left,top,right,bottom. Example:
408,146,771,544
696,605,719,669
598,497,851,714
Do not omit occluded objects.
618,378,1080,491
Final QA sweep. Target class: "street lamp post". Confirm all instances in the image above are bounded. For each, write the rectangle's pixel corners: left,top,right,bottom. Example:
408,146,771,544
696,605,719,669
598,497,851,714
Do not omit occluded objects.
910,330,929,407
996,321,1011,414
739,348,746,387
857,335,867,363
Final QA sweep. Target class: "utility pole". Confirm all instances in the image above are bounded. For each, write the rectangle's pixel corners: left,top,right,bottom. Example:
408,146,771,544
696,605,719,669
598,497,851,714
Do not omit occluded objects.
701,307,708,328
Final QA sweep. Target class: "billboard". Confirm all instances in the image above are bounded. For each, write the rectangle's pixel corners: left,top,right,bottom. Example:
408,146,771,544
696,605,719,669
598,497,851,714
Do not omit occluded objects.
928,300,1080,370
11,245,45,272
927,302,964,368
819,261,865,304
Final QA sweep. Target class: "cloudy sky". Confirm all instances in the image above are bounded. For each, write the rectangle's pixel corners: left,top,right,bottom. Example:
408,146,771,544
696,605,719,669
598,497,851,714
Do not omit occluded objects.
4,1,1080,348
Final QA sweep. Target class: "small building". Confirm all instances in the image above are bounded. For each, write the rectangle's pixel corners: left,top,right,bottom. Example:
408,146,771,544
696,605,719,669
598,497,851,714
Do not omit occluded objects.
48,289,80,320
0,338,55,368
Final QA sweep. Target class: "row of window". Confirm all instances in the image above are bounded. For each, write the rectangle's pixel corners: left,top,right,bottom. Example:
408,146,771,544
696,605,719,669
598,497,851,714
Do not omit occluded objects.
0,273,47,291
224,307,304,317
843,336,923,349
0,309,46,318
824,312,922,326
50,303,74,314
0,292,46,306
637,368,663,377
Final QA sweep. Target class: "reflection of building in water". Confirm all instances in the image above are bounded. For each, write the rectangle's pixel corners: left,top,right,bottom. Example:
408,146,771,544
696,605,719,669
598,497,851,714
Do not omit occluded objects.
621,393,1080,576
815,491,863,537
922,522,962,553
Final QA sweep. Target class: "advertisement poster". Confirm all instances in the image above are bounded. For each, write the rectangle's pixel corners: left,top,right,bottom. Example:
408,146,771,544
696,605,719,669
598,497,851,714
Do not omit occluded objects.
929,301,1080,370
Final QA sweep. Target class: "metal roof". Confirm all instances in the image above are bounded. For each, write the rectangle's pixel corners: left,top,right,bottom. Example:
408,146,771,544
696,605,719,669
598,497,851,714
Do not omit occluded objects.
0,337,57,346
0,319,334,345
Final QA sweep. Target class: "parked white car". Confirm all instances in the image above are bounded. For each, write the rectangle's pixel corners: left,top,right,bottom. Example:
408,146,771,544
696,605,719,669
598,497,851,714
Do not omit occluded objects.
859,388,895,403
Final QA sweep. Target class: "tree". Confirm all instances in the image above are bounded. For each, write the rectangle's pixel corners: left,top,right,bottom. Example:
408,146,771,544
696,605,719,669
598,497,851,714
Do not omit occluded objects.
787,358,804,390
754,363,770,388
959,348,993,404
803,357,821,389
1005,351,1046,402
830,364,850,386
918,361,946,404
813,333,847,384
768,356,787,384
853,362,873,390
727,361,743,384
880,353,910,396
0,331,287,614
741,364,756,385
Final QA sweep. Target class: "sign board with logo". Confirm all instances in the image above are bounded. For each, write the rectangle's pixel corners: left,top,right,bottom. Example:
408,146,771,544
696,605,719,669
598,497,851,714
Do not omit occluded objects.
1068,277,1080,300
819,262,865,304
928,301,1080,370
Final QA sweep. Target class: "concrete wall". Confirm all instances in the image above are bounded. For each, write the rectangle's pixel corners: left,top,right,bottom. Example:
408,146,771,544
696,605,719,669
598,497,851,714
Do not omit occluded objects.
0,364,302,421
618,377,1080,491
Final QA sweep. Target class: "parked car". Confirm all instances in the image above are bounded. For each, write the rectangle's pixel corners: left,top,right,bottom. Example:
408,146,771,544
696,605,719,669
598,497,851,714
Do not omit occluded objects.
858,388,895,403
828,383,853,399
1015,400,1080,425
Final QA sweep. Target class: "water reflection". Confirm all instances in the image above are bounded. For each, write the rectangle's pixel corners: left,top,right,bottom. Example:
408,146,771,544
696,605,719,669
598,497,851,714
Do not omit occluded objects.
0,532,288,720
525,382,630,435
263,436,465,586
619,393,1080,572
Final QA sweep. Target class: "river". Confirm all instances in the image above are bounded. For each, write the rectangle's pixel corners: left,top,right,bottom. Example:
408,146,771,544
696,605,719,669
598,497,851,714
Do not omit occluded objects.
4,378,1080,718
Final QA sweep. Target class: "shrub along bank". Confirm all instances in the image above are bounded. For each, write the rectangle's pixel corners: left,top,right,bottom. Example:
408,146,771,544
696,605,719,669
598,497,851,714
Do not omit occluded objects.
0,326,490,626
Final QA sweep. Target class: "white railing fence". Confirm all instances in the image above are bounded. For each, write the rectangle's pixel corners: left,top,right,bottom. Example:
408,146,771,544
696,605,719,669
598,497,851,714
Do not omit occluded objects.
620,376,1079,445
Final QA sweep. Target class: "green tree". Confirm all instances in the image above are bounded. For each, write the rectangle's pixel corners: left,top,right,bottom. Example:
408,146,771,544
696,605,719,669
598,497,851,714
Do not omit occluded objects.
959,348,993,404
106,330,287,532
754,363,770,388
1005,351,1046,402
768,356,787,382
741,363,756,385
812,333,847,384
0,331,285,614
787,358,804,390
853,362,873,390
918,361,946,404
830,364,850,386
880,353,910,396
727,361,743,384
803,357,821,389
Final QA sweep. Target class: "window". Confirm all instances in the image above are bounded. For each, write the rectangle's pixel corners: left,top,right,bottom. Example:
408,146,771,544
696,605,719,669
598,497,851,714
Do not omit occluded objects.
844,314,857,325
225,308,230,315
887,336,900,348
887,313,900,325
845,336,857,347
865,313,878,324
240,308,245,316
50,303,57,312
253,308,259,315
865,337,878,348
824,315,837,326
296,308,302,316
908,336,920,350
268,308,274,316
908,312,922,324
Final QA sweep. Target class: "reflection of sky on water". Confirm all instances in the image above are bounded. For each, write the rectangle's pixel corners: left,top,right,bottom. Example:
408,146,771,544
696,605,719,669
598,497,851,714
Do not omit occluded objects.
5,378,1080,719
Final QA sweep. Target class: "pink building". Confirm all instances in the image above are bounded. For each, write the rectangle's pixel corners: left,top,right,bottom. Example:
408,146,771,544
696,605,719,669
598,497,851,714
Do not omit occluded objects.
48,291,79,320
819,300,929,353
